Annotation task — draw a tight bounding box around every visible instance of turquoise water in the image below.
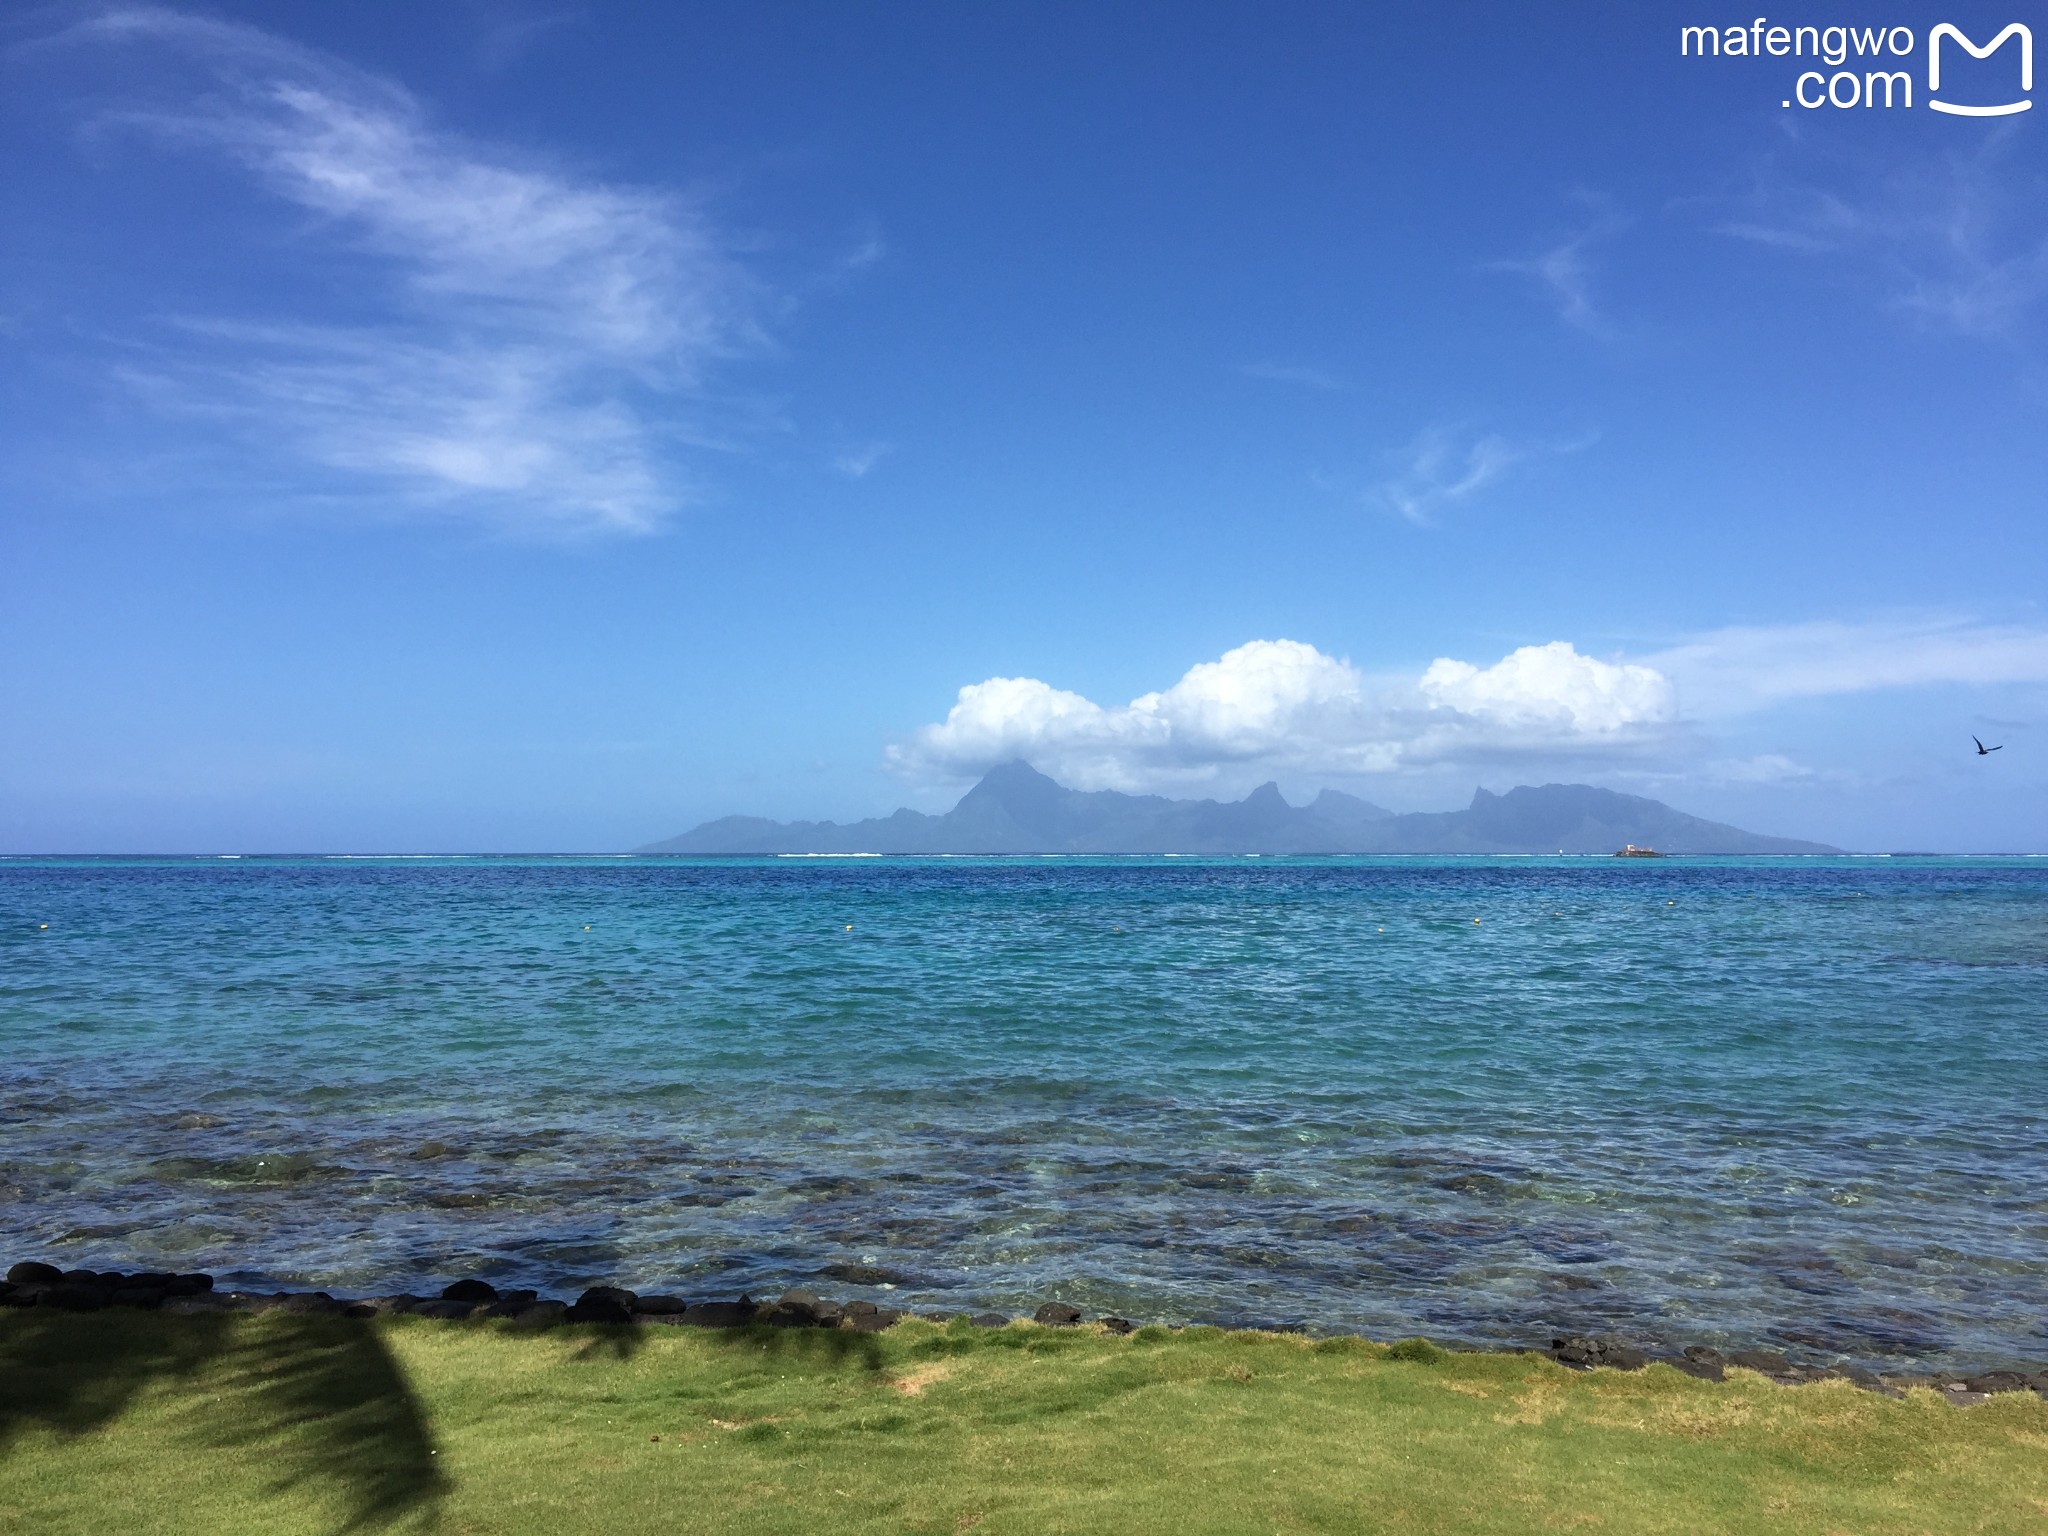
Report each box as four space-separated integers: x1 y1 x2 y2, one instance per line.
3 855 2046 1369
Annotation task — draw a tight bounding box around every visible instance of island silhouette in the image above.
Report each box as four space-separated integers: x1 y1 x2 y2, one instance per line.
641 761 1840 855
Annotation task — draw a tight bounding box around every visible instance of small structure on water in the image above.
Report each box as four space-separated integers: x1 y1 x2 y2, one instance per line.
1614 843 1661 858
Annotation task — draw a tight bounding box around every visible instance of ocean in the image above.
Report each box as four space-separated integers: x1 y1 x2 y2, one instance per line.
3 854 2044 1370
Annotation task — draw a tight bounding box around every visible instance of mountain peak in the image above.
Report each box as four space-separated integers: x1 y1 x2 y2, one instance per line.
955 759 1062 809
978 759 1055 787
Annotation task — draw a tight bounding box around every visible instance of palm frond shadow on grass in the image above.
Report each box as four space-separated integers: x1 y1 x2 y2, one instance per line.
1 1311 445 1533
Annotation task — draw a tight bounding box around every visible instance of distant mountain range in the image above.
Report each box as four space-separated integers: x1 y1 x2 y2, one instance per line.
638 761 1841 855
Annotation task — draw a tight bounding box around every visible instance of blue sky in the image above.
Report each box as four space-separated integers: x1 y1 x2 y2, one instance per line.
3 1 2045 852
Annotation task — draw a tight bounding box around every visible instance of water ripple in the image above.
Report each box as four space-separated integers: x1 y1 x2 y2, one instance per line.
2 855 2046 1369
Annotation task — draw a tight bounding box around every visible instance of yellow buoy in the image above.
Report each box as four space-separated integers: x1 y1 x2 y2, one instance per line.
1473 918 1481 924
39 923 48 930
845 924 853 931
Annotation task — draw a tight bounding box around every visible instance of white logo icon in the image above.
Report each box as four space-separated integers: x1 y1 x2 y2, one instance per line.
1927 22 2032 115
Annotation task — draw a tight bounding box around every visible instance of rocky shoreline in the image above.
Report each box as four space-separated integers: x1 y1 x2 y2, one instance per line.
6 1259 2045 1406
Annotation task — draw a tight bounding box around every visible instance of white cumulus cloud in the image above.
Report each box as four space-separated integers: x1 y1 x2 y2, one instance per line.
888 638 1677 790
1419 641 1674 735
889 617 2048 794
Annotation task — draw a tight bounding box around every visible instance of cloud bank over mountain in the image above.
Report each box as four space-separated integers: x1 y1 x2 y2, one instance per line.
889 619 2048 795
886 638 1677 790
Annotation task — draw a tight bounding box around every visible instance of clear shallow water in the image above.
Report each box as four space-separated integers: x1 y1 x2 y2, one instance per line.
2 855 2045 1370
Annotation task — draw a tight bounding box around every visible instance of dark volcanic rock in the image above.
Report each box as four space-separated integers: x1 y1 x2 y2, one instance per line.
441 1279 498 1304
7 1262 63 1285
60 1269 108 1287
110 1286 167 1310
632 1294 689 1315
1777 1364 1837 1385
677 1301 757 1328
1550 1335 1595 1366
845 1305 905 1333
820 1263 911 1287
509 1301 567 1329
165 1274 215 1297
1966 1371 2033 1395
1100 1317 1136 1335
760 1290 837 1328
566 1288 635 1324
1673 1346 1726 1381
40 1284 108 1312
1727 1349 1794 1376
276 1292 343 1315
458 1290 538 1315
969 1312 1011 1328
1549 1335 1647 1370
1033 1302 1084 1327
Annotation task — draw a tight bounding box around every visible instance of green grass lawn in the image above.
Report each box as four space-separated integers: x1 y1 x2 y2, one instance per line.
4 1311 2046 1534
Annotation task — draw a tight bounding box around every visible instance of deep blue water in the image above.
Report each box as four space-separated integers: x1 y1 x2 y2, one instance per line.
3 855 2046 1369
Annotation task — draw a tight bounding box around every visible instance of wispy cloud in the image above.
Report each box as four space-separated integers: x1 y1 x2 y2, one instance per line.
831 441 890 479
52 7 762 534
1645 616 2048 717
836 223 887 275
1238 360 1345 391
1369 425 1593 526
1704 753 1821 785
459 0 584 73
1710 179 1862 254
1488 197 1627 335
1708 131 2048 337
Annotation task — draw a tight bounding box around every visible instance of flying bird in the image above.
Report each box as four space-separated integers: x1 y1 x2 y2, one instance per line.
1974 736 2003 755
